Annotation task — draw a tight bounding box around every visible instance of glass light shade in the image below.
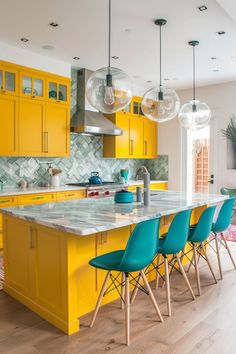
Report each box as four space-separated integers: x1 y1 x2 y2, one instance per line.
141 86 180 122
178 100 211 130
86 67 133 114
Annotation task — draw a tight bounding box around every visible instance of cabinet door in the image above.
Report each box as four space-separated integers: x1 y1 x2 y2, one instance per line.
129 116 143 157
47 79 70 105
0 94 18 155
18 99 45 156
45 103 70 156
115 114 130 157
19 71 45 101
0 64 18 96
4 217 33 297
143 119 157 158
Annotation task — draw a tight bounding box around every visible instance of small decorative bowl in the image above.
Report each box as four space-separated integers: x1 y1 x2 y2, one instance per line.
114 190 133 203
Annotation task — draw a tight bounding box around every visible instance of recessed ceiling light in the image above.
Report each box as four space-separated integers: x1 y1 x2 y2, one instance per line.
217 30 225 35
213 69 219 72
42 45 55 50
164 78 170 81
133 75 141 79
20 38 29 42
211 57 217 60
231 56 236 59
198 5 207 11
125 28 131 32
49 22 59 27
146 80 152 83
73 56 80 60
112 56 119 60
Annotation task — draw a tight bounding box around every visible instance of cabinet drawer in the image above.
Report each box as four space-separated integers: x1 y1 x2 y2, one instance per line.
128 185 141 192
17 193 55 206
150 183 168 191
0 196 17 207
56 190 85 201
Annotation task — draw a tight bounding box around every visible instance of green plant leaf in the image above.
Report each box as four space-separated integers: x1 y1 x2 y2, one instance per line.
221 115 236 143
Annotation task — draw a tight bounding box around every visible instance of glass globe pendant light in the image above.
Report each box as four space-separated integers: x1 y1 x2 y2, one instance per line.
86 0 133 114
178 41 211 130
141 19 180 123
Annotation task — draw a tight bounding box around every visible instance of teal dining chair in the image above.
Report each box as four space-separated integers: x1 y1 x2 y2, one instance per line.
155 209 195 317
89 218 163 346
220 187 236 217
187 205 217 296
211 198 236 279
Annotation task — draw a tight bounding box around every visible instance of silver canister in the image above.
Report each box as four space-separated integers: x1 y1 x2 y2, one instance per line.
136 186 142 202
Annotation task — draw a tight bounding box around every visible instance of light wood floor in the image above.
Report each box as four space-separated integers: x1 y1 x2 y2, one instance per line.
1 244 236 354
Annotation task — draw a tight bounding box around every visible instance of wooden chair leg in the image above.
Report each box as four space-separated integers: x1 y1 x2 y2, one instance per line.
175 254 195 300
90 271 111 328
201 242 217 284
121 272 125 309
214 233 223 280
186 253 194 273
155 255 161 289
130 272 141 304
164 256 171 316
193 244 201 296
140 270 163 322
221 233 236 269
125 273 130 346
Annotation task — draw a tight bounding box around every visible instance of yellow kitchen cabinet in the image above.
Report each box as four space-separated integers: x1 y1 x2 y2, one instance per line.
143 118 157 158
0 62 18 96
129 115 143 157
150 182 168 190
0 94 18 156
17 192 56 206
18 98 45 156
56 190 86 201
19 71 45 101
47 78 70 105
45 103 70 156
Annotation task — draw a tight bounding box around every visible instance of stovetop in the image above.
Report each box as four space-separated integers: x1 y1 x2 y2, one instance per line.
66 182 120 188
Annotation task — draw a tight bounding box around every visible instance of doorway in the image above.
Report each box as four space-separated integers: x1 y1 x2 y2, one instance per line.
186 126 210 194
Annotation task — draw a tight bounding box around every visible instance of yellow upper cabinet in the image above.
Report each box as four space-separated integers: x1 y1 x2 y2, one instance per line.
47 78 70 105
0 63 18 96
103 96 157 159
0 94 18 156
0 60 70 157
19 71 45 101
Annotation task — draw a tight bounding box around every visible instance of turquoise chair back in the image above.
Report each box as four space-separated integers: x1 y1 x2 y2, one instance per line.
158 209 192 255
221 187 236 197
212 198 235 233
117 218 160 272
188 205 216 243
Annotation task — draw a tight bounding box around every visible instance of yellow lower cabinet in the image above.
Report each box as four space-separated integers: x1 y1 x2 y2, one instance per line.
56 190 86 201
0 196 17 249
0 94 18 156
17 192 56 206
150 182 168 190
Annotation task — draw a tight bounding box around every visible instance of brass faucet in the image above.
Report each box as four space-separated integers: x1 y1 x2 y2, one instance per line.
135 166 149 180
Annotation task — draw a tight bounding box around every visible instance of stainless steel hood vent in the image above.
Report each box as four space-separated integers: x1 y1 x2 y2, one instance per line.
70 69 122 136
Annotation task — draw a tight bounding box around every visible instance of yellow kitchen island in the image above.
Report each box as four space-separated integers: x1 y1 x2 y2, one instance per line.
1 191 227 335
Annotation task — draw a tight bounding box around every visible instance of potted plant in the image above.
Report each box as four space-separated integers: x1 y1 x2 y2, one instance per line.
222 115 236 168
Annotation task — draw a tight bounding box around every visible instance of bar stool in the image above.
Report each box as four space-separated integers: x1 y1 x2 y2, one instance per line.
187 205 217 296
211 198 236 280
155 209 195 317
89 218 163 346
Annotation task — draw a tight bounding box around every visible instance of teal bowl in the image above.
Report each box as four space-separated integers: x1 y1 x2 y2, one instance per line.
114 191 133 204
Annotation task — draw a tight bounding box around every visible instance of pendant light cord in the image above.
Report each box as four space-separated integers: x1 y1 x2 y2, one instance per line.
193 44 196 103
159 24 162 92
108 0 111 74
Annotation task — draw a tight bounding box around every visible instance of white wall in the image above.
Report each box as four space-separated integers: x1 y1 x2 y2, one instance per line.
157 81 236 191
0 41 71 77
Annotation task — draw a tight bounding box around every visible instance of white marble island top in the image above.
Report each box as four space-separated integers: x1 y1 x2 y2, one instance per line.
0 191 227 236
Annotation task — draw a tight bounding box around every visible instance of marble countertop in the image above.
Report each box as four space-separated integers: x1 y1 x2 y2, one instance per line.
0 190 227 236
0 180 168 197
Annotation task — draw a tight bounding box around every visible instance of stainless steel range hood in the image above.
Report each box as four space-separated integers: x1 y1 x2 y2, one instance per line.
70 69 122 136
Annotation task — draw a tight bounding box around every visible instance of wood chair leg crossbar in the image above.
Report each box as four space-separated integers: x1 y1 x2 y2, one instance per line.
187 242 218 296
90 270 163 346
205 233 236 280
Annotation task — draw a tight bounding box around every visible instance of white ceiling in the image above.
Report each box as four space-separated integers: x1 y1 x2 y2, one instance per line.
0 0 236 92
